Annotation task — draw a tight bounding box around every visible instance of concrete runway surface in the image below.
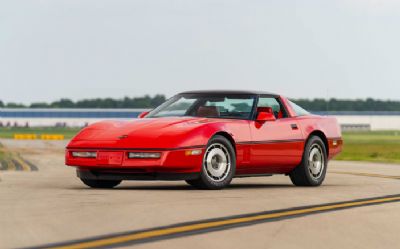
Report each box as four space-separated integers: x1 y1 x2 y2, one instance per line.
1 139 400 249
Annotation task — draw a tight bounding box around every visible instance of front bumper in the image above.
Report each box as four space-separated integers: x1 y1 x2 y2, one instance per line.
77 168 199 181
65 147 205 173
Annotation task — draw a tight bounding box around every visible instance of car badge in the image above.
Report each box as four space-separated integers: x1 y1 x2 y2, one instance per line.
118 135 129 139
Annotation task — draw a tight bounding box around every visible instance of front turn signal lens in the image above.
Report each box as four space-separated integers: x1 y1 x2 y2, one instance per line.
185 149 202 156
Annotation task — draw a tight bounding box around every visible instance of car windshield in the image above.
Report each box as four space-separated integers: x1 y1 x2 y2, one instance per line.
146 94 256 120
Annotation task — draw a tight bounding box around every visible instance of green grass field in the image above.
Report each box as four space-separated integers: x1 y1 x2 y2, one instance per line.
335 130 400 164
0 145 5 161
0 127 399 164
0 127 81 139
0 143 8 169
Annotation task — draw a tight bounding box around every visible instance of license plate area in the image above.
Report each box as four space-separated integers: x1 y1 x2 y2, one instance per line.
97 151 124 166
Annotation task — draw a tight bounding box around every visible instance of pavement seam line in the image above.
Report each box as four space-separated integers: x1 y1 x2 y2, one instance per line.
28 194 400 249
6 157 16 171
331 171 400 179
0 143 38 171
13 154 31 171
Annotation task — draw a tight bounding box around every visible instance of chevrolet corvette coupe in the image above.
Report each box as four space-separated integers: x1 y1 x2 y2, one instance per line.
66 90 342 190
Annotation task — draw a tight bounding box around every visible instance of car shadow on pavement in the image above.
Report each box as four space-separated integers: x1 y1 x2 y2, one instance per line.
228 183 295 189
70 183 297 191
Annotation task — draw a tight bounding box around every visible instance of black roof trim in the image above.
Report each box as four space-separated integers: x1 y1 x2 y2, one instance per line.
179 90 279 97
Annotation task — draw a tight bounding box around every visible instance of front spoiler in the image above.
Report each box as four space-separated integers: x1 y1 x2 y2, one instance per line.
77 169 200 181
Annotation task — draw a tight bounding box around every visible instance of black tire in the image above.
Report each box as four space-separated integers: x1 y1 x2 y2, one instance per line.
289 136 328 186
80 178 122 189
186 135 236 190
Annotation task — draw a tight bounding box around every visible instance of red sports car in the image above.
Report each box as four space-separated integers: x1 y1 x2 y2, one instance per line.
66 90 342 189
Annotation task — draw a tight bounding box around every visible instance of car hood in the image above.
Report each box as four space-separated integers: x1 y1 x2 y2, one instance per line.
68 117 224 149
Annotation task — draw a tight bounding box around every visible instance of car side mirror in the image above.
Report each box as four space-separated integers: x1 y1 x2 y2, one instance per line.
138 111 149 118
256 111 276 122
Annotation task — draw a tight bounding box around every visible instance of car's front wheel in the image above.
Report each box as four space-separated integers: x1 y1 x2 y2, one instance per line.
186 135 236 190
289 136 328 186
80 178 122 189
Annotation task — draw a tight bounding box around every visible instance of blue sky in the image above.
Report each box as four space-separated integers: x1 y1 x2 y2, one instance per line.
1 0 400 103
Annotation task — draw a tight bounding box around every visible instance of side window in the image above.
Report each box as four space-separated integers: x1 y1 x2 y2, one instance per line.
257 97 287 119
289 100 310 116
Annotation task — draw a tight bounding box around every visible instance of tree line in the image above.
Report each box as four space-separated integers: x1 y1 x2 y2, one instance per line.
0 96 400 111
293 98 400 112
0 95 166 109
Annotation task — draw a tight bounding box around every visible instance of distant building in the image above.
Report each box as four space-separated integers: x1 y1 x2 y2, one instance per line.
0 108 147 127
315 111 400 131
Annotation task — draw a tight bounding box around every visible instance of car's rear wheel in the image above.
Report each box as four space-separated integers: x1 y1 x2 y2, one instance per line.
289 136 327 186
186 135 236 190
80 178 122 189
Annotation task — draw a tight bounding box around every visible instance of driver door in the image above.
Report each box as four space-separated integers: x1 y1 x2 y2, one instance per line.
249 96 304 173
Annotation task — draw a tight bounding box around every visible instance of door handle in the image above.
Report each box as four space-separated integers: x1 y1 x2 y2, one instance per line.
291 124 298 130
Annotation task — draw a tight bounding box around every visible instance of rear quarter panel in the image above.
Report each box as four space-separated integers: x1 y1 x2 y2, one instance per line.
296 115 343 159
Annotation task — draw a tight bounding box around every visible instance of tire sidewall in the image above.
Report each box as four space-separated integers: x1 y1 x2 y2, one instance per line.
303 136 328 186
199 135 236 189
